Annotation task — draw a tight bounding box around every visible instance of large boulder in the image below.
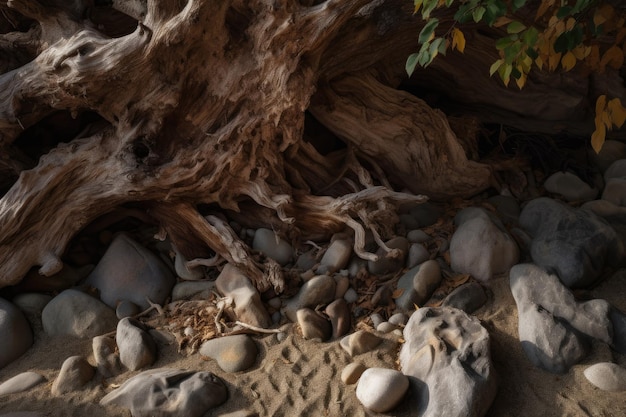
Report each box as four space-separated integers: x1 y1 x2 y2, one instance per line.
42 289 117 338
519 197 623 288
85 233 175 310
399 307 496 417
510 263 613 373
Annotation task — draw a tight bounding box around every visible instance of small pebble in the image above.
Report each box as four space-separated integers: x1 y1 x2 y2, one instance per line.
356 368 409 413
584 362 626 392
51 356 95 395
388 313 408 326
341 362 367 385
376 322 398 333
0 372 46 396
325 299 351 339
116 300 141 319
297 308 331 341
199 334 258 373
344 288 358 304
340 330 384 356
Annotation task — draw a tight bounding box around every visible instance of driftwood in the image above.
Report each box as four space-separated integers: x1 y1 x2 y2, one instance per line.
0 0 622 290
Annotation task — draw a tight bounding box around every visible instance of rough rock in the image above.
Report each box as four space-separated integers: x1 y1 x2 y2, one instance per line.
199 334 258 373
51 356 95 395
283 274 335 322
395 260 441 311
325 299 351 339
510 264 613 373
442 282 487 314
450 208 519 281
584 362 626 392
400 307 496 417
544 171 599 201
340 330 384 357
116 318 157 371
85 233 175 310
93 335 123 378
252 228 294 266
368 237 409 276
0 298 33 368
341 362 366 385
41 289 117 338
317 238 352 274
100 368 227 417
519 197 623 288
0 372 46 396
297 308 331 341
216 264 271 328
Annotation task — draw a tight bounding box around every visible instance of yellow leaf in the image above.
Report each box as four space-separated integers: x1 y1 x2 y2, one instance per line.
548 15 559 28
536 0 555 20
494 16 513 28
555 20 565 36
515 72 527 89
413 304 420 310
535 56 544 70
594 4 615 27
591 121 606 154
572 45 590 60
566 18 576 31
595 95 607 114
561 51 577 71
548 52 562 71
608 98 626 128
587 45 600 69
414 0 423 14
452 28 466 53
600 45 625 70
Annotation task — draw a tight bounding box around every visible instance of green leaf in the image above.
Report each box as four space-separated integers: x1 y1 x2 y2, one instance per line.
418 49 431 67
556 6 572 19
427 37 445 65
522 27 539 46
406 53 420 77
422 0 438 19
507 21 526 34
454 4 473 23
419 18 439 44
572 0 590 14
504 42 522 63
526 47 539 59
472 6 486 23
413 0 424 14
489 59 504 76
512 0 527 11
495 36 514 50
445 0 454 6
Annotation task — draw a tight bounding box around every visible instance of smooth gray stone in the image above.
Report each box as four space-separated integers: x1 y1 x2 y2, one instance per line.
406 229 430 243
294 249 317 271
602 178 626 206
116 300 141 319
584 362 626 391
591 140 626 172
343 288 358 304
356 368 408 413
388 313 408 326
395 260 441 311
51 356 95 395
376 322 398 333
605 159 626 180
297 308 331 341
368 237 409 276
0 372 45 396
325 299 351 339
400 307 496 417
11 293 52 317
442 282 487 314
317 238 352 274
173 247 204 280
216 264 270 328
519 197 623 288
85 233 175 310
93 335 123 378
333 275 350 300
200 334 257 373
0 298 33 368
340 330 384 357
406 243 430 269
544 171 599 201
450 208 519 282
42 289 117 338
510 264 612 373
100 368 227 417
252 228 294 266
283 275 335 322
172 280 214 301
116 318 157 371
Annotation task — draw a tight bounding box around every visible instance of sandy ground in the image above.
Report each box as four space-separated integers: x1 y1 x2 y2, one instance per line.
1 269 626 417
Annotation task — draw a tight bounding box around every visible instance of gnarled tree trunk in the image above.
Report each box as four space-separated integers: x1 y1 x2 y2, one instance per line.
0 0 622 291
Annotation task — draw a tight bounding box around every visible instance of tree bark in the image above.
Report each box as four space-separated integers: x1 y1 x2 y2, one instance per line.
0 0 622 290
